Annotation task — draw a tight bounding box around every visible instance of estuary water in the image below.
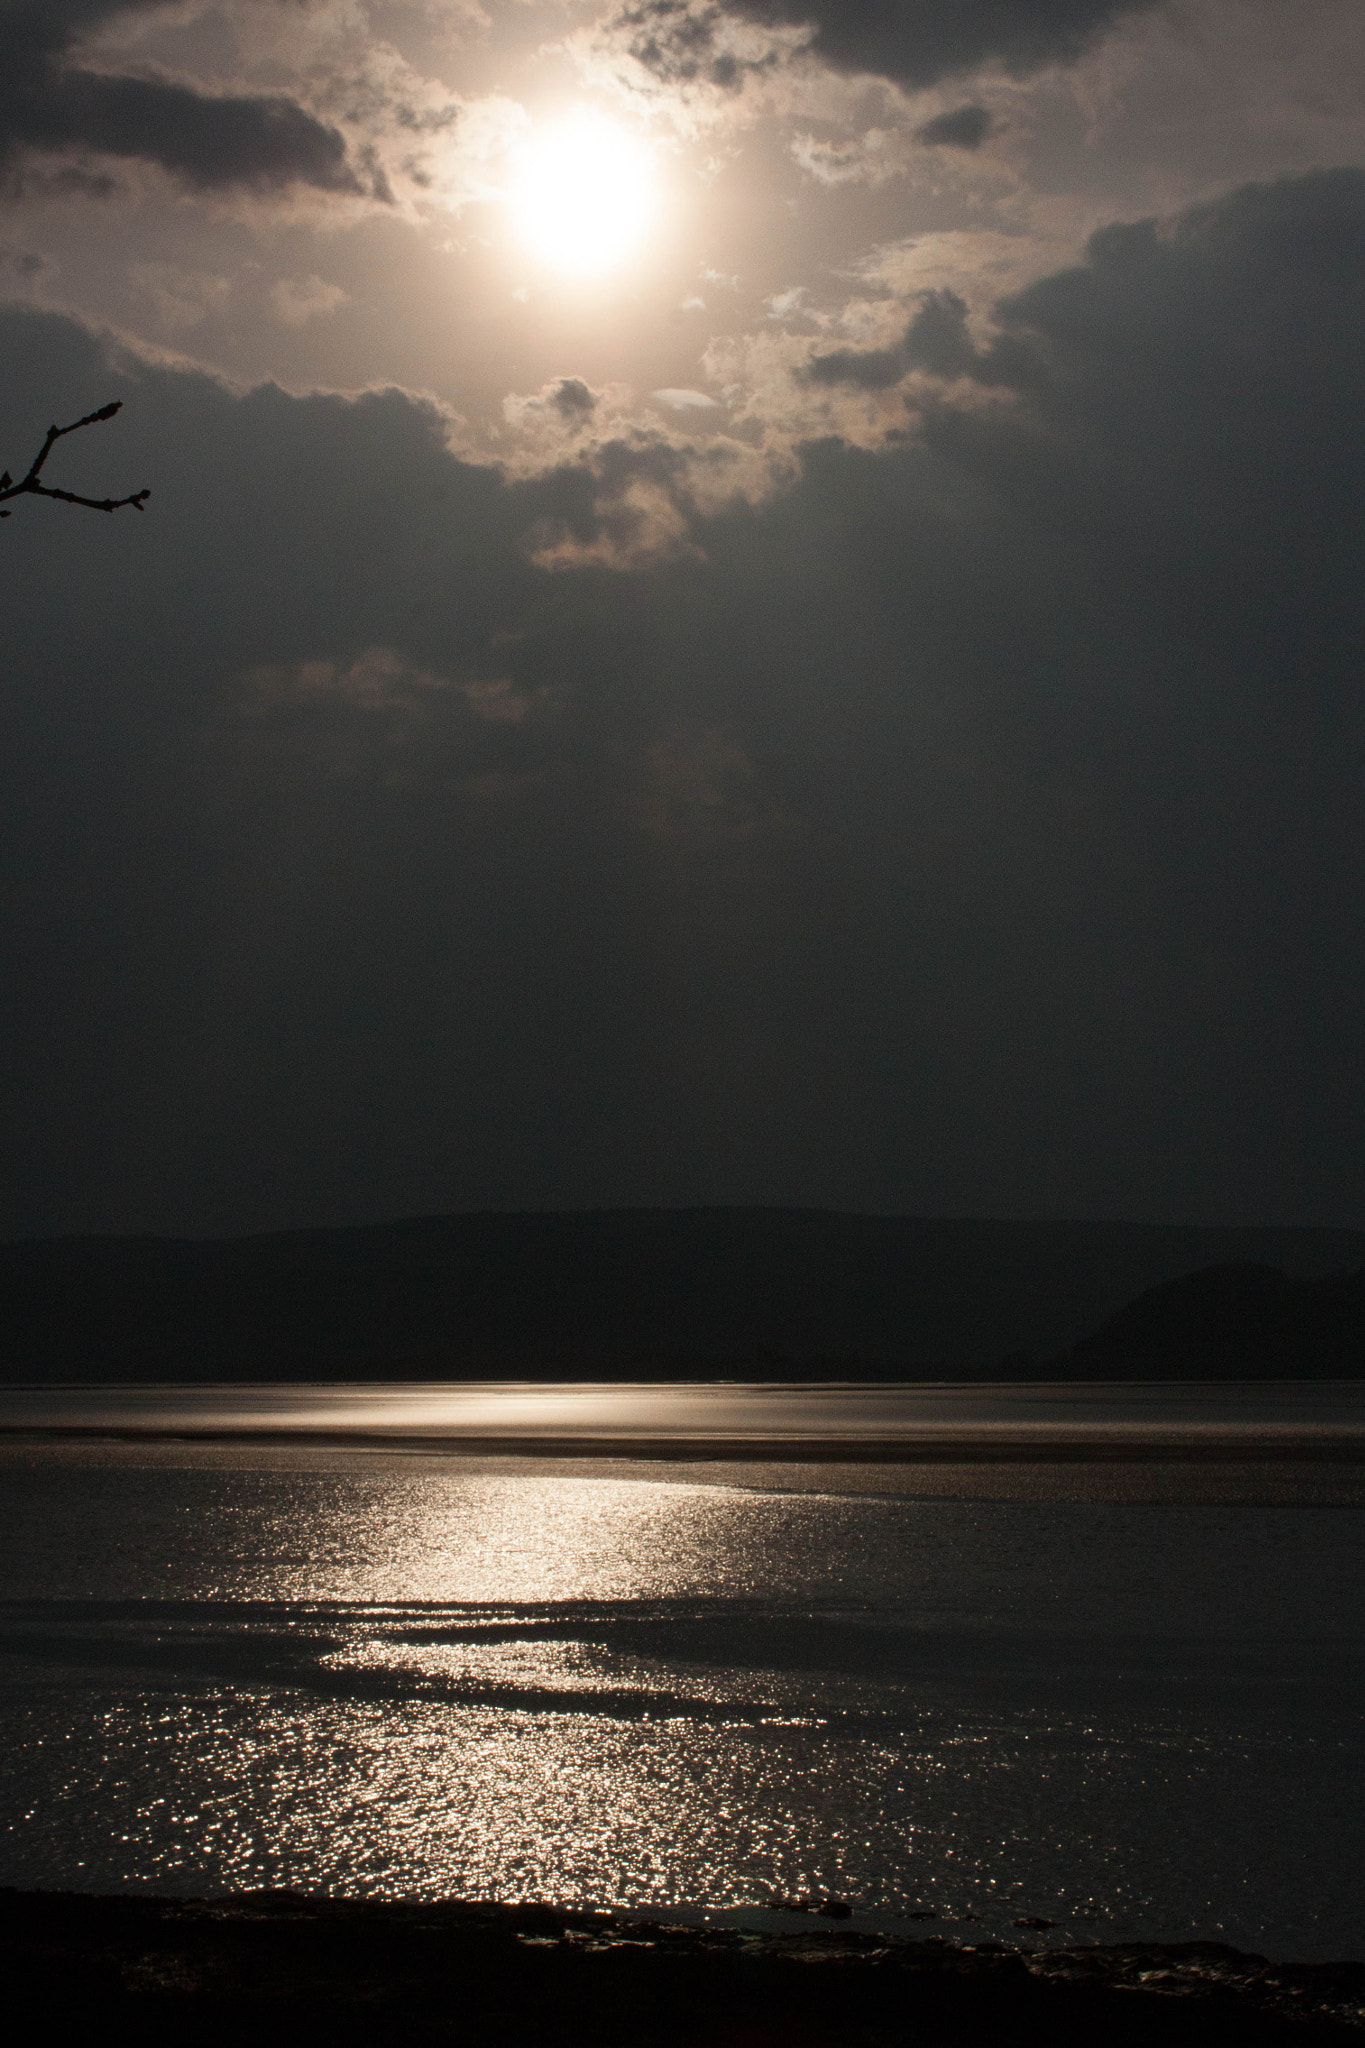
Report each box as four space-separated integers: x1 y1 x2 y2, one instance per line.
1 1381 1363 1959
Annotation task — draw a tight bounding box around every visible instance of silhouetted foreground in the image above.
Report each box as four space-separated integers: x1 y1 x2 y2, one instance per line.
0 402 148 519
4 1210 1365 1381
2 1891 1360 2047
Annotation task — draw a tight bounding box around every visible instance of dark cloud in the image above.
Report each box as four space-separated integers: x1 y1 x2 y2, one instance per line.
915 104 993 148
900 289 993 376
1 165 1364 1234
0 242 52 281
0 0 365 196
551 377 599 417
803 338 905 387
805 287 1012 385
605 0 784 90
609 0 1158 93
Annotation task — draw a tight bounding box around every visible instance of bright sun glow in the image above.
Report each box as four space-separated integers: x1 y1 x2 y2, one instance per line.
510 114 655 276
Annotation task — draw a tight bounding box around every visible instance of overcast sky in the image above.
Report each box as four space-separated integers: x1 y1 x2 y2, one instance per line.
1 0 1364 1238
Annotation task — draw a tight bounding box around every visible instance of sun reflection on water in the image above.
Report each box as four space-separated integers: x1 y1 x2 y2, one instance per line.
257 1473 779 1606
51 1691 887 1906
3 1446 1364 1954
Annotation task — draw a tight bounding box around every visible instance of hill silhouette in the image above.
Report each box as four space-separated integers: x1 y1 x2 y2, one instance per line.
2 1209 1364 1382
1055 1261 1365 1379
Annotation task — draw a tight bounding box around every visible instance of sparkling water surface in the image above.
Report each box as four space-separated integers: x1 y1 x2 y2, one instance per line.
1 1383 1362 1958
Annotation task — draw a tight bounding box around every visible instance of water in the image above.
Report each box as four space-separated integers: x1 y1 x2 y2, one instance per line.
0 1382 1362 1959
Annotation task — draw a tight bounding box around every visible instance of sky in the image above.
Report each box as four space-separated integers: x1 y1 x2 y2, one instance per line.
0 0 1363 1239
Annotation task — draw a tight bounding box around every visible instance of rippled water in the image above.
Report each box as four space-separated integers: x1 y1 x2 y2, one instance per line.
1 1389 1362 1958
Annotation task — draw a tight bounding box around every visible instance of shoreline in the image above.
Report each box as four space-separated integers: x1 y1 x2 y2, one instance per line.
2 1888 1361 2045
4 1425 1365 1461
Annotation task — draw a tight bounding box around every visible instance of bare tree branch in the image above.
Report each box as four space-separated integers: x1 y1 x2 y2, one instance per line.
0 402 150 519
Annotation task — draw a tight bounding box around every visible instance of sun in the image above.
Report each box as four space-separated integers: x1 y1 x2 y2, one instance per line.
509 113 656 276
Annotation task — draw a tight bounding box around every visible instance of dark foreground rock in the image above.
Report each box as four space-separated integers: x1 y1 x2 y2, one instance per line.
2 1890 1362 2047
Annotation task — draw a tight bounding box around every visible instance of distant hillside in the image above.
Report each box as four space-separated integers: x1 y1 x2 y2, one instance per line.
2 1210 1364 1382
1054 1262 1365 1379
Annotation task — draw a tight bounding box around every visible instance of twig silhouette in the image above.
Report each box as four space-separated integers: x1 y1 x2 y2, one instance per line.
0 402 149 519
